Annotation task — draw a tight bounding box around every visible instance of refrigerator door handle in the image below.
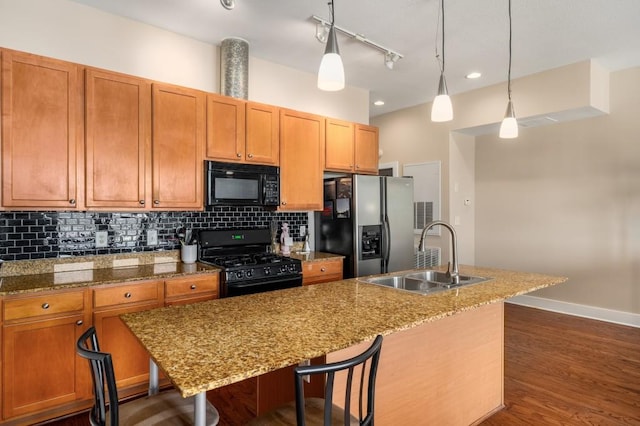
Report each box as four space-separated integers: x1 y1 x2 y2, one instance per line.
382 215 391 273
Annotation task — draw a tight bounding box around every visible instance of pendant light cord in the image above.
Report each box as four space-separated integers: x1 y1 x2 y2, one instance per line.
434 0 445 74
507 0 512 101
328 0 335 26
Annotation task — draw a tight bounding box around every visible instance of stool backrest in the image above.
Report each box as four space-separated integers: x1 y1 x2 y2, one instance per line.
294 335 383 426
76 326 119 426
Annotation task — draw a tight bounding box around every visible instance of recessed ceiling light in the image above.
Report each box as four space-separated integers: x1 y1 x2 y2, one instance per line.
374 100 385 106
465 72 482 79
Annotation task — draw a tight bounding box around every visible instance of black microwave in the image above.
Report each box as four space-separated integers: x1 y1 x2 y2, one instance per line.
205 161 279 207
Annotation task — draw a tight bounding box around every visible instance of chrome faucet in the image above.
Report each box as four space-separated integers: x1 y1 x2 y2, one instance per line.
418 220 460 284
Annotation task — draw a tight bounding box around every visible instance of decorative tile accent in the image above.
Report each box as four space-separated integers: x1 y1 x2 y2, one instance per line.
0 208 308 261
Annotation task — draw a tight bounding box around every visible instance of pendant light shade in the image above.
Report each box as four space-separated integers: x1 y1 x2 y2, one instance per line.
431 73 453 122
431 0 453 122
499 100 518 138
317 25 345 91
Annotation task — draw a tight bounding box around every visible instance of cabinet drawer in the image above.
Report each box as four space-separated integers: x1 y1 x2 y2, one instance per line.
165 275 218 298
94 281 161 308
3 290 85 321
302 259 343 285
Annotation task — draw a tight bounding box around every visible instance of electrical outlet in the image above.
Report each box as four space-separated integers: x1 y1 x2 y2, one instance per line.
95 231 108 248
147 229 158 246
300 225 306 237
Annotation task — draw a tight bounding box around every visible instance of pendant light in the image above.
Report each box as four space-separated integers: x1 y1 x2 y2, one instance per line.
499 0 518 138
431 0 453 122
317 0 345 91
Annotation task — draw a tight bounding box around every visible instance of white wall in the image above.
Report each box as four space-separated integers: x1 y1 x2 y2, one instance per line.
475 67 640 315
0 0 369 123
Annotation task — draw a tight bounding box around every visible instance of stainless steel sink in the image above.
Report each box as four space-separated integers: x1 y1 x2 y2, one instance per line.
358 270 489 295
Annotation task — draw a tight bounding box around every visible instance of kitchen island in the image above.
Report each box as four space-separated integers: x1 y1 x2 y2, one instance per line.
121 265 567 425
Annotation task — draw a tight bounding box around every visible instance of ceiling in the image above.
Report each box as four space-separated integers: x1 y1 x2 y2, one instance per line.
70 0 640 117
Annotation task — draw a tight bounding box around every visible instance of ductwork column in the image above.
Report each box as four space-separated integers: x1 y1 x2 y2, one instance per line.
220 37 249 99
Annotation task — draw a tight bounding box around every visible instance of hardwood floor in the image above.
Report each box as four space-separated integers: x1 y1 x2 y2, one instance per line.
41 303 640 425
481 303 640 425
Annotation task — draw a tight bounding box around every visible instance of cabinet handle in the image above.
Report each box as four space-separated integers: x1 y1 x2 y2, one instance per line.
139 200 145 205
248 153 253 158
355 165 360 169
236 153 242 158
76 320 84 326
190 284 197 290
69 199 76 204
42 303 50 310
320 267 326 272
153 200 160 205
281 201 287 206
124 292 132 298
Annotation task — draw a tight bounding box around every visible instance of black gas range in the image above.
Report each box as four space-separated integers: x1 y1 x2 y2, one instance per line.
197 228 302 297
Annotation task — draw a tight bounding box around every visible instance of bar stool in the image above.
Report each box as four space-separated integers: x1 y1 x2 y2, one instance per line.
248 335 383 426
77 326 219 426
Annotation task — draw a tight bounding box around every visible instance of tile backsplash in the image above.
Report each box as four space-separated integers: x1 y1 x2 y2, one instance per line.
0 208 308 261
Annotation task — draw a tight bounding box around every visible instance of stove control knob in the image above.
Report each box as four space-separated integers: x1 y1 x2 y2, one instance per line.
288 264 297 272
246 269 253 278
264 267 271 275
235 270 244 279
280 265 288 274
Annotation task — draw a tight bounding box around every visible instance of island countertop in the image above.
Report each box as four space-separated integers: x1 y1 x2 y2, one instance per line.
120 265 567 398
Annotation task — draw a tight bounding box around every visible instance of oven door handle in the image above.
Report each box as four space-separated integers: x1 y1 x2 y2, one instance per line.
224 275 303 297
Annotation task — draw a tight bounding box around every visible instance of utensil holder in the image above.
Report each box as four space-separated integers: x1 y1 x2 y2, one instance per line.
181 244 197 264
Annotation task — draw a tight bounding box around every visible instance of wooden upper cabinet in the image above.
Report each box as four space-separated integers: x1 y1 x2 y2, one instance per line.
279 109 324 211
85 69 151 209
245 101 279 165
325 118 355 173
205 93 246 162
354 124 379 175
206 95 279 166
151 83 205 210
1 49 81 208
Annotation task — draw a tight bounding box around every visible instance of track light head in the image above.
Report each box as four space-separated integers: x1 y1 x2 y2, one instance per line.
220 0 235 10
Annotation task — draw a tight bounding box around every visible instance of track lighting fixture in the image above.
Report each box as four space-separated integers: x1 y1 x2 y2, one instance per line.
317 0 345 91
311 16 403 74
384 52 400 70
431 0 453 122
499 0 518 139
220 0 235 10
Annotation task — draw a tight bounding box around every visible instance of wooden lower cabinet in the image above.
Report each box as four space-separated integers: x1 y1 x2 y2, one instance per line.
0 273 220 424
92 280 163 397
207 357 325 426
302 258 343 285
1 290 92 424
165 274 219 307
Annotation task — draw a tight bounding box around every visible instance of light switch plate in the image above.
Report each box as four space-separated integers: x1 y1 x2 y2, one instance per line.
147 229 158 246
95 231 108 248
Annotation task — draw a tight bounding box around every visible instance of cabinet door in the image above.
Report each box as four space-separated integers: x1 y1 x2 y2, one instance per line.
152 83 205 209
205 93 246 162
1 49 80 208
3 315 90 419
85 69 151 209
246 101 279 166
325 118 354 172
279 109 324 211
354 124 379 175
93 281 163 393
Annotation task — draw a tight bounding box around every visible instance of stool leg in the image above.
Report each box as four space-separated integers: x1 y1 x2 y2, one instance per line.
149 359 159 396
194 392 207 426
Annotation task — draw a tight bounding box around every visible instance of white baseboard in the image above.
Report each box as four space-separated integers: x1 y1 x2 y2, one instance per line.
507 295 640 328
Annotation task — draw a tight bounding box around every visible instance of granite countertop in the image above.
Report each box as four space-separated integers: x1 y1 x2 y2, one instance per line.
0 251 219 295
120 265 567 398
289 251 344 262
